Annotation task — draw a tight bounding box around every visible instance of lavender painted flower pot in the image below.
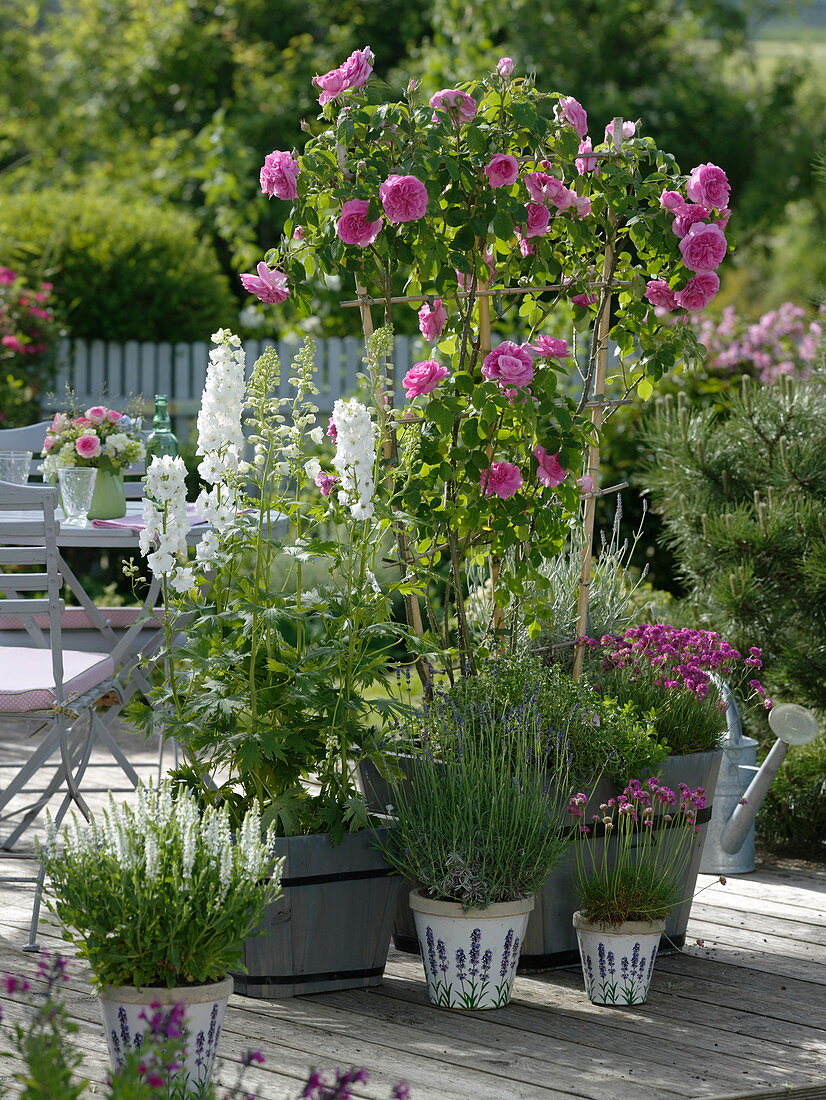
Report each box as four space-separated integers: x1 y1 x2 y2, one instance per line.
573 912 665 1005
98 976 232 1092
409 889 534 1010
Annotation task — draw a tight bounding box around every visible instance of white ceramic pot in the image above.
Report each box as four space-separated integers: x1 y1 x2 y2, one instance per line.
573 911 665 1005
98 976 233 1091
409 889 534 1010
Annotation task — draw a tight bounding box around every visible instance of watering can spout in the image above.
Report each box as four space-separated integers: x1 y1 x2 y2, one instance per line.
719 741 787 854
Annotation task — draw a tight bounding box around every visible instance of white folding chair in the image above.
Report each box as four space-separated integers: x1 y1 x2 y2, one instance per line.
0 421 52 481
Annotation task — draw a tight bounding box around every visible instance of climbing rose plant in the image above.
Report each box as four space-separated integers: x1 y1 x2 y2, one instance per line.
241 53 732 672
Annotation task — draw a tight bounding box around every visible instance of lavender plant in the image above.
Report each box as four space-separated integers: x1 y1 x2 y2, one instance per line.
38 781 283 988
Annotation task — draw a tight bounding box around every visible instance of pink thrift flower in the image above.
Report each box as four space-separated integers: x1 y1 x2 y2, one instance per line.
604 119 637 143
676 272 720 312
532 336 568 358
418 299 447 342
497 57 514 77
480 461 523 499
429 89 477 124
239 262 290 304
259 150 300 200
572 291 597 308
672 203 710 238
578 474 596 493
336 199 383 247
686 162 730 210
402 359 450 398
379 174 428 223
679 222 728 272
75 433 102 459
315 472 339 497
482 341 535 387
555 96 588 138
645 279 679 311
534 445 567 487
660 190 686 214
85 406 108 423
576 138 599 175
484 154 519 189
524 202 551 238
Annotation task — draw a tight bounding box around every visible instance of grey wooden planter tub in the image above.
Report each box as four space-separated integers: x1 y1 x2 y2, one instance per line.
232 827 401 1000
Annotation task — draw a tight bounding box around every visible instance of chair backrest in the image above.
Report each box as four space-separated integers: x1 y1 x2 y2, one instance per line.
0 421 52 479
123 430 150 499
0 482 66 702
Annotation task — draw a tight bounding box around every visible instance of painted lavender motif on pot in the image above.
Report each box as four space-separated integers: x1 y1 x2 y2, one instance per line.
572 912 665 1005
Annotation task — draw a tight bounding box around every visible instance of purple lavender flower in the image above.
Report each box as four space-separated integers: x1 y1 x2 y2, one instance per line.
481 949 493 978
469 928 481 976
425 926 437 978
607 950 615 976
455 948 467 981
631 941 641 978
436 938 449 974
500 929 514 977
597 941 606 979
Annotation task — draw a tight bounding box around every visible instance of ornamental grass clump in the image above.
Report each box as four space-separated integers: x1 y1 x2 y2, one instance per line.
567 777 707 926
38 780 283 988
382 689 570 910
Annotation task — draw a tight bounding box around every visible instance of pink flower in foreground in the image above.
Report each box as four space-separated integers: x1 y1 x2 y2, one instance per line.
259 150 300 200
379 174 428 223
313 67 346 106
484 154 519 189
672 204 710 239
402 360 450 398
604 119 637 143
578 474 596 493
42 434 56 452
686 162 730 210
526 173 575 210
239 262 290 304
85 406 108 424
0 267 16 285
645 279 679 311
313 47 374 105
576 138 599 175
570 194 592 219
532 336 569 358
76 434 101 459
676 272 720 312
429 89 477 124
480 461 523 499
523 202 551 238
534 445 568 487
660 190 686 214
336 199 383 247
1 335 25 354
555 96 588 138
315 472 340 497
679 222 728 272
482 341 535 388
572 291 597 308
418 299 447 342
497 57 514 78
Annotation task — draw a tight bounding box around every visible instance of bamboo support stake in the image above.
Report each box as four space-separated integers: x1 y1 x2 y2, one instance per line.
476 281 505 643
340 280 634 309
571 119 624 680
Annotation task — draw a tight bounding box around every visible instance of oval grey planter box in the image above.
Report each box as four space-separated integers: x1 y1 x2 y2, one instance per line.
232 827 401 1000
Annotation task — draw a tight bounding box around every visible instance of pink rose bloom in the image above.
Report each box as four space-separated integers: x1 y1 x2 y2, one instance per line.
106 409 123 423
429 89 477 124
75 433 101 459
85 406 108 423
517 231 535 258
672 203 710 238
676 272 720 312
484 154 519 189
313 47 374 105
532 336 569 358
525 172 554 203
534 445 568 488
576 138 599 175
0 267 16 285
480 461 523 500
335 199 383 247
660 190 686 214
555 96 588 139
379 174 428 223
678 222 728 272
525 173 575 211
644 279 679 310
572 291 597 307
578 474 596 493
482 341 535 387
717 208 732 229
73 416 92 427
50 413 67 433
604 119 637 143
315 472 339 497
293 226 305 239
313 67 347 106
418 299 447 342
570 194 592 219
402 359 450 399
1 335 24 353
497 57 514 78
259 150 300 200
42 434 56 452
239 262 290 303
524 202 551 238
686 162 730 210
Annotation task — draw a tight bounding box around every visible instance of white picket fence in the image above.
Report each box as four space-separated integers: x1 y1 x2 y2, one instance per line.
50 335 430 439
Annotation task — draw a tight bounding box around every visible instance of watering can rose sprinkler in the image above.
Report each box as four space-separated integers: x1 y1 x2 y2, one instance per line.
700 698 820 875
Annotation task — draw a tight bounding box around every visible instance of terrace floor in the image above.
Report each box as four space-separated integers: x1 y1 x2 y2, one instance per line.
0 727 824 1100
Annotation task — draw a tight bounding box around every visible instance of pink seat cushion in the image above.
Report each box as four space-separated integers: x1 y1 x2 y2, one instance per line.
0 647 114 713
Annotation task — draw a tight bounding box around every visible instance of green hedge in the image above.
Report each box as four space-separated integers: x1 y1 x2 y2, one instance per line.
0 187 237 341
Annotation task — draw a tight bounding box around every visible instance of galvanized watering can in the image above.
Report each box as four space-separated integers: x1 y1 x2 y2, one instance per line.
700 690 820 875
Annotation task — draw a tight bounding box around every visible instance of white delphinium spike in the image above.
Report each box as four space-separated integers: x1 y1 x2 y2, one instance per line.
331 398 377 520
197 329 246 485
140 456 191 579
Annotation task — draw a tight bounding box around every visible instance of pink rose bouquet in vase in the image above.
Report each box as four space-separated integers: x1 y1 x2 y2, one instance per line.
40 405 145 519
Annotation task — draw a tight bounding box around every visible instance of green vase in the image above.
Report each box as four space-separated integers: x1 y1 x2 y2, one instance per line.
87 459 127 520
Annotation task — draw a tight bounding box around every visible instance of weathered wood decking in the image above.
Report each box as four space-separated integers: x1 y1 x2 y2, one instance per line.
0 729 824 1100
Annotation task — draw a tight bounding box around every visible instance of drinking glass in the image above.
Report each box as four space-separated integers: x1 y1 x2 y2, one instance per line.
57 467 97 527
0 451 32 485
